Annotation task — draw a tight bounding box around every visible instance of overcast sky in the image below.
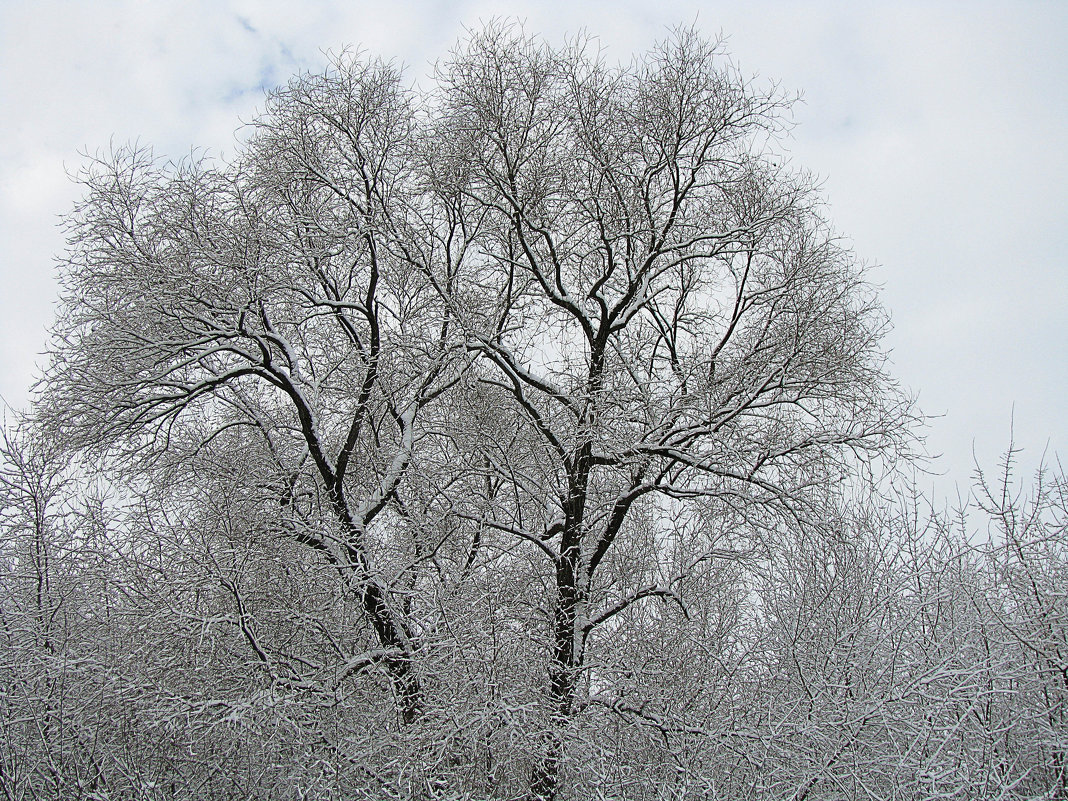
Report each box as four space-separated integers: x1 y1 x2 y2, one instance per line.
1 0 1064 504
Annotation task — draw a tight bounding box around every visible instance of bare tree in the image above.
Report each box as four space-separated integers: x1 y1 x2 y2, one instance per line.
428 24 909 798
971 447 1068 798
40 55 473 724
28 23 926 800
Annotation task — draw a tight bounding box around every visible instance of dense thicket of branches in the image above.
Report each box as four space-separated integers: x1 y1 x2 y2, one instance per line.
1 24 1065 801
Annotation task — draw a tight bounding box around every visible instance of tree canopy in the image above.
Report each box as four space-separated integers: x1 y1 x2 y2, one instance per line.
2 24 1064 801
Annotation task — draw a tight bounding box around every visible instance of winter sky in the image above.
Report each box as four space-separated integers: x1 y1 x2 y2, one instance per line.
0 1 1064 505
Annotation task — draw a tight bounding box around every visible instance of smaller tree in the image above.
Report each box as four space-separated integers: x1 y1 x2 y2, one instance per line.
0 418 102 798
972 448 1068 797
39 53 473 724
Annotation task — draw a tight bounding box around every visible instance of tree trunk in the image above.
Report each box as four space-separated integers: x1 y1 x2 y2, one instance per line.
529 523 585 800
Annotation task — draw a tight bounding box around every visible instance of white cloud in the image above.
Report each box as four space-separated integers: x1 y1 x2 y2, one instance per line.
0 0 1064 499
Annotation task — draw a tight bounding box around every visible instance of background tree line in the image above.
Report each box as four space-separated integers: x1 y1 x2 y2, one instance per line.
0 24 1064 800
